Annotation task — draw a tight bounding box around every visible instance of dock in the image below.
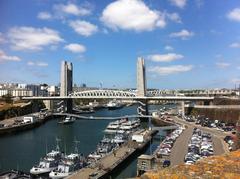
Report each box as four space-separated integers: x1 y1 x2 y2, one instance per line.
0 112 53 136
68 130 157 179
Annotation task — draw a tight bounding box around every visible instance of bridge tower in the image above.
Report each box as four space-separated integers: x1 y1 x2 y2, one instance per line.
60 61 73 113
136 57 148 116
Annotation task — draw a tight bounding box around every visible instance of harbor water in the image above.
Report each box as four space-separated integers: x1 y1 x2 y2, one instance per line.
0 104 170 178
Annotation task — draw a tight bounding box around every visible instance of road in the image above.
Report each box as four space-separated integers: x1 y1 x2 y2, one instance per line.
170 125 193 166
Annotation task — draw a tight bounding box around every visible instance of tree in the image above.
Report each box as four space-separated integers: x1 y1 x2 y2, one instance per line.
2 94 13 104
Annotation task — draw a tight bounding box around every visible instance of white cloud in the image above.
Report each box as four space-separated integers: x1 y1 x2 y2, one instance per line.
227 8 240 22
69 20 98 37
169 0 187 8
148 53 183 62
0 50 21 62
216 62 230 68
170 29 194 40
166 12 182 23
53 3 91 17
64 43 86 53
37 12 52 20
165 45 174 51
148 65 193 75
27 61 48 67
230 42 240 48
8 26 63 51
100 0 166 32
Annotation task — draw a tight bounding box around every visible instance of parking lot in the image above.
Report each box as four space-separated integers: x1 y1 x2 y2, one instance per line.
164 115 230 166
184 128 214 165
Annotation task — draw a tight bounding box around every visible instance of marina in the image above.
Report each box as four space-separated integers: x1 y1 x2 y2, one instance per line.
0 104 168 179
69 129 157 179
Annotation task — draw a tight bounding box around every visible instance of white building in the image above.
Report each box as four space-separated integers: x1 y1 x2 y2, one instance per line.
47 85 59 96
0 89 8 97
18 84 27 89
0 88 33 97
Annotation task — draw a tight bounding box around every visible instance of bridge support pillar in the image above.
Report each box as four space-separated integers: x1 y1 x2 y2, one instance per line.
137 100 148 118
43 100 54 111
181 101 185 118
66 99 72 113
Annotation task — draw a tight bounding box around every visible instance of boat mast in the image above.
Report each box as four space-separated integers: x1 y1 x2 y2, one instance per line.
46 139 48 155
74 139 80 154
56 137 61 152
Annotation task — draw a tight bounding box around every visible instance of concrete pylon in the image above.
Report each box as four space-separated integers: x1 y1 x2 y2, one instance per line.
137 57 147 97
60 61 73 96
60 61 73 113
136 57 148 116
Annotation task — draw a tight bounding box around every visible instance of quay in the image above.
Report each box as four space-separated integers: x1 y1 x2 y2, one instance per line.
68 129 157 179
0 112 53 136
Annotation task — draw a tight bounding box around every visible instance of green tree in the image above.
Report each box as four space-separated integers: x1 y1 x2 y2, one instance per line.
2 94 13 104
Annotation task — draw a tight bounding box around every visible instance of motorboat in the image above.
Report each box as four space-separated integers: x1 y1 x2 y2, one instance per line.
30 139 62 175
58 116 76 124
49 141 85 179
49 153 84 179
104 118 127 133
106 100 124 110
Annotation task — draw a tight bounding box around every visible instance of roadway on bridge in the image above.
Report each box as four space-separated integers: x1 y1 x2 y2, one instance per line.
23 95 214 101
52 113 152 120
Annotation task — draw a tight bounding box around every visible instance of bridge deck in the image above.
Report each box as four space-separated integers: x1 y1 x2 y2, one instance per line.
23 96 214 101
52 113 152 120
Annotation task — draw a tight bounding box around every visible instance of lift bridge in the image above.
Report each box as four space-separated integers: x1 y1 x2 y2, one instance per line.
23 58 214 116
23 89 214 116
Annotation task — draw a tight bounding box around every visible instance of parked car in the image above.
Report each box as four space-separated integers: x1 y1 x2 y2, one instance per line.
162 160 171 168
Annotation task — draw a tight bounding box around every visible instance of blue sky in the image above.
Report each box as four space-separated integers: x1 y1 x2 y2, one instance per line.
0 0 240 89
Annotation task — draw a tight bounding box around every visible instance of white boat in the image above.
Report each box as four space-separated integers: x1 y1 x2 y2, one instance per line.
111 135 125 144
49 153 83 179
104 119 127 133
30 140 62 175
49 141 85 179
106 100 123 110
88 152 102 161
58 116 76 124
119 119 140 132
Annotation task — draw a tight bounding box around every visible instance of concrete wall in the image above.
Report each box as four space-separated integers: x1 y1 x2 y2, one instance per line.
186 107 240 124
